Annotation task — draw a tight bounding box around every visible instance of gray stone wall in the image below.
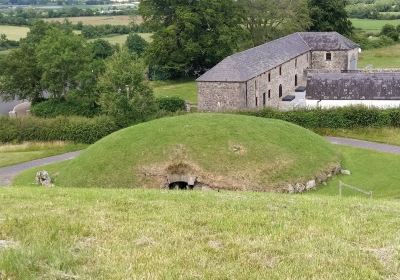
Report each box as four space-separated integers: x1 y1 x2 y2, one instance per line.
247 52 311 109
198 82 246 111
311 49 359 71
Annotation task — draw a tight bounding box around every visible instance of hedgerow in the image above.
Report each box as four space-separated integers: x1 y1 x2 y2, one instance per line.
0 116 118 144
242 106 400 129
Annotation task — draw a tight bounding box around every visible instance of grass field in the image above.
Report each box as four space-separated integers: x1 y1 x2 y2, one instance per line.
351 18 400 33
152 80 197 104
311 146 400 199
43 15 141 26
0 142 87 168
358 43 400 68
13 114 339 191
0 187 399 279
92 33 153 45
0 25 29 41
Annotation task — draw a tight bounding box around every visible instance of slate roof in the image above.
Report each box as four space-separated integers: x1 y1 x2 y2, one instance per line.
298 32 359 51
306 73 400 100
196 32 359 83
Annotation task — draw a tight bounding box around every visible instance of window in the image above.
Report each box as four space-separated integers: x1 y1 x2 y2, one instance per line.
295 58 297 68
326 52 332 61
295 75 298 87
268 90 271 99
255 97 258 107
263 93 266 107
268 73 271 82
279 85 283 98
279 66 282 75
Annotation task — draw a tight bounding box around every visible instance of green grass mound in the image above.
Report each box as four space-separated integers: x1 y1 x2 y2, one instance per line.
16 114 340 191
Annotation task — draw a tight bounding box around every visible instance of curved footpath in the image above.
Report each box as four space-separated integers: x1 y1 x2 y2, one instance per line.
0 151 80 186
0 137 400 187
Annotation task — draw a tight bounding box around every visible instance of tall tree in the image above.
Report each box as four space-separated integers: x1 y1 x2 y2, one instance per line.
97 48 156 126
139 0 244 79
239 0 311 47
36 28 90 99
308 0 353 36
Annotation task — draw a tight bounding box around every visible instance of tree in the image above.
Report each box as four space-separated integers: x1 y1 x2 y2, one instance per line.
238 0 311 47
381 24 399 41
126 33 148 56
90 39 115 59
139 0 244 79
97 48 156 125
36 28 90 98
0 21 49 101
308 0 353 36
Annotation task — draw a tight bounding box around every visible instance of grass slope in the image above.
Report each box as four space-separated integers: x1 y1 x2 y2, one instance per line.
0 187 399 279
13 114 339 190
359 43 400 68
0 142 87 168
311 146 400 199
151 80 197 104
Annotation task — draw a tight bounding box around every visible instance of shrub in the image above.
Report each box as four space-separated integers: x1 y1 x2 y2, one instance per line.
156 97 186 112
241 106 400 129
31 99 100 118
0 116 118 144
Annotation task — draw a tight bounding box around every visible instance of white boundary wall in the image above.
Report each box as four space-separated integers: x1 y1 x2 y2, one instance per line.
306 100 400 109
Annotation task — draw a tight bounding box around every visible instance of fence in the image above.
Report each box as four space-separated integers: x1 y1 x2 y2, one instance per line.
339 181 373 199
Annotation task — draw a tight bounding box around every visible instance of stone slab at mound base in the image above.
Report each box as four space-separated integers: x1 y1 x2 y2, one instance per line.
31 114 340 192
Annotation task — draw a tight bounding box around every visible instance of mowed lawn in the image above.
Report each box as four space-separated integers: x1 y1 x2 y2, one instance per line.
311 146 400 199
351 18 400 33
0 142 87 168
359 43 400 68
152 80 197 104
43 15 141 26
0 25 29 41
1 187 400 279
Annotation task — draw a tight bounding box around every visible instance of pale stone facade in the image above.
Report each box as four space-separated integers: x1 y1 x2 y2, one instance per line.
197 32 360 112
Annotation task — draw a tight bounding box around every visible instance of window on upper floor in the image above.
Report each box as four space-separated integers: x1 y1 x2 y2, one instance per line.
326 52 332 61
295 58 297 68
279 67 282 75
268 73 271 82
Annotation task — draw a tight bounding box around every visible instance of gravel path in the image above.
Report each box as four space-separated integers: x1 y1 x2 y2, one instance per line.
0 151 80 186
0 137 399 187
326 137 400 154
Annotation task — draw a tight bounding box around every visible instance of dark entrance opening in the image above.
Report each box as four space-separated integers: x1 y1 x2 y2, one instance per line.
169 181 194 190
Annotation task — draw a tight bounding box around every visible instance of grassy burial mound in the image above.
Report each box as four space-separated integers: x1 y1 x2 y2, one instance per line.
15 114 340 191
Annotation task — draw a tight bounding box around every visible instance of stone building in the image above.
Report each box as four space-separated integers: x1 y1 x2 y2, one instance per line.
197 32 360 111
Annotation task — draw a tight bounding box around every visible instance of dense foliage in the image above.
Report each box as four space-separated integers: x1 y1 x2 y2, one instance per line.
0 115 118 144
156 96 186 113
140 0 244 79
238 0 311 47
308 0 353 36
31 98 100 118
243 106 400 129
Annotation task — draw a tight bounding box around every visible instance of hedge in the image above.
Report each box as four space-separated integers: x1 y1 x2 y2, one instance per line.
242 106 400 129
0 116 118 144
31 99 100 118
156 96 186 112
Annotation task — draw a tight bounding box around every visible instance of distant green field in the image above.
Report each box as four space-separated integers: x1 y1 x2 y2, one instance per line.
151 80 197 104
359 43 400 68
0 25 29 40
44 15 141 26
93 33 153 45
351 18 400 33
